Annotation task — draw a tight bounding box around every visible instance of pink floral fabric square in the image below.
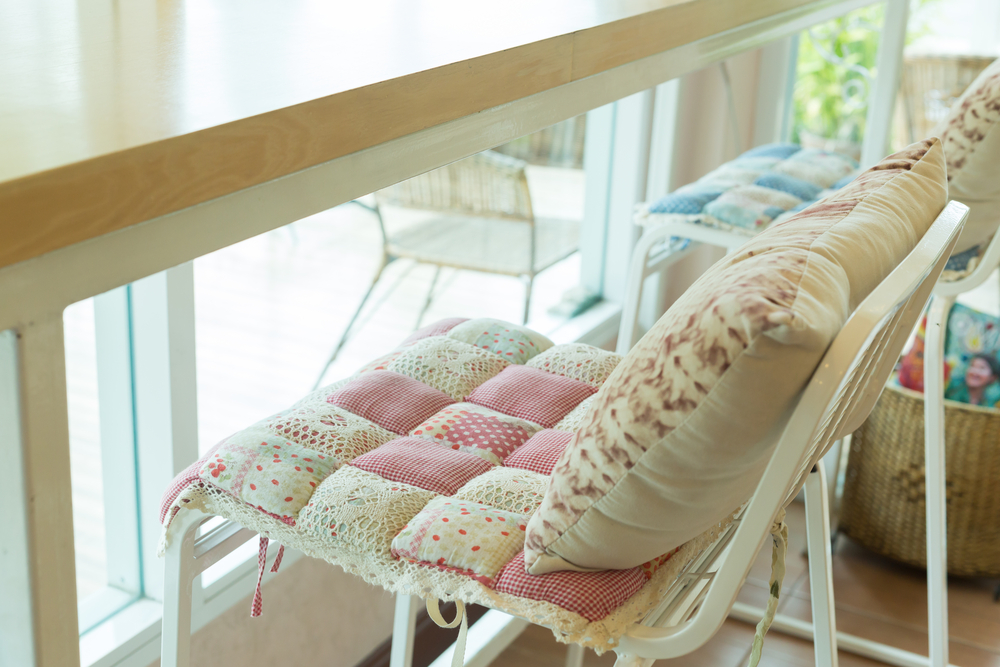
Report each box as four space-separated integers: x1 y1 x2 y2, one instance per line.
503 430 574 475
494 552 647 621
326 370 455 435
391 496 529 586
410 403 541 465
197 428 339 522
466 366 596 429
350 437 493 495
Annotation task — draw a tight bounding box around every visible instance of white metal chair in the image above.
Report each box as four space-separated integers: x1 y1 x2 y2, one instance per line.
314 151 579 387
162 203 965 667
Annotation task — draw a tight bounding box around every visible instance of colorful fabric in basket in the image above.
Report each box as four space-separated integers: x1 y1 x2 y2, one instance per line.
158 317 705 652
898 303 1000 409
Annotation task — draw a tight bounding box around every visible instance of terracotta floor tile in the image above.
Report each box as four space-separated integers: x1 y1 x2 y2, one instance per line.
779 595 1000 667
788 535 1000 653
490 621 754 667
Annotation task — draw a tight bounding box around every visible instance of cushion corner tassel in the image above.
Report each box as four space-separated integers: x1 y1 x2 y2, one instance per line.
250 536 285 618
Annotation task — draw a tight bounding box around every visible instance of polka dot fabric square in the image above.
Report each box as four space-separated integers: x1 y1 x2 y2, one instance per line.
326 370 455 435
410 403 541 465
350 437 493 495
391 496 529 586
197 427 338 522
466 365 596 429
503 430 574 476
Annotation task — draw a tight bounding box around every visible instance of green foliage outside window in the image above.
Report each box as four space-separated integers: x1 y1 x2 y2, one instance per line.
790 1 937 146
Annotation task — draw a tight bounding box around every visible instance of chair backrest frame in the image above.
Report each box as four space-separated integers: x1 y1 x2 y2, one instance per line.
618 200 968 659
374 150 536 224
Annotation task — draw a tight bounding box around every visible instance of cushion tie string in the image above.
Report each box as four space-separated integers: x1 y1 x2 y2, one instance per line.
251 537 285 618
747 508 788 667
426 598 468 667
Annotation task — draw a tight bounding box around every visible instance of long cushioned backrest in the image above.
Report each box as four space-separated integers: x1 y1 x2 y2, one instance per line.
524 139 948 574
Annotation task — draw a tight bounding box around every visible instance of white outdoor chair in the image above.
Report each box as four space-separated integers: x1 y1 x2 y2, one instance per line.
161 201 965 667
314 151 579 388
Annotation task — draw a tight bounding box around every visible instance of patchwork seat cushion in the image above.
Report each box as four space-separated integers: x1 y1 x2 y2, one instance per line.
158 316 730 652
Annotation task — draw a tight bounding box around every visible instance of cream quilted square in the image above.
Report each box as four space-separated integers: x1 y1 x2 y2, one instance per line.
553 395 595 431
527 344 622 388
263 401 397 463
455 467 549 515
385 336 510 401
298 466 438 556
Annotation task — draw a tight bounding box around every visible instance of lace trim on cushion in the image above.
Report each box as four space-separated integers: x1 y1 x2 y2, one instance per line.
159 485 734 653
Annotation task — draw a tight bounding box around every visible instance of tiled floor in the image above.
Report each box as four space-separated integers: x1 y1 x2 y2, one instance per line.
493 500 1000 667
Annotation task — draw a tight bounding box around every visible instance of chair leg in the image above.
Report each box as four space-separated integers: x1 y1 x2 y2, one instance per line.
804 465 838 667
522 275 535 325
390 594 421 667
161 511 205 667
564 643 585 667
313 256 390 390
415 266 442 330
611 653 653 667
924 294 954 667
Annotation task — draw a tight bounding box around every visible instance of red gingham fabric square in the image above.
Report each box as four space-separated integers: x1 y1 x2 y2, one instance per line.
350 437 493 495
466 366 596 429
503 430 574 475
494 551 647 621
327 370 455 435
400 318 469 347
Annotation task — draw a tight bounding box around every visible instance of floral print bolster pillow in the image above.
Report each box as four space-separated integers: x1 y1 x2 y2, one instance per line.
934 58 1000 252
524 140 948 574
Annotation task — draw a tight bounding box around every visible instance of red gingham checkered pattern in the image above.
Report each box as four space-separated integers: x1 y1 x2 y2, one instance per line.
350 437 493 495
327 370 455 435
503 430 574 475
158 438 228 524
494 551 647 621
400 317 469 347
466 366 596 429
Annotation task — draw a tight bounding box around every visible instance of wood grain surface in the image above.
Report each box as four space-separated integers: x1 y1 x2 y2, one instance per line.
0 0 816 270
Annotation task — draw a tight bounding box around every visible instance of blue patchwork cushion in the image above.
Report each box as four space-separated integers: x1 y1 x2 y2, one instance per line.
945 245 982 272
753 173 823 202
648 187 725 215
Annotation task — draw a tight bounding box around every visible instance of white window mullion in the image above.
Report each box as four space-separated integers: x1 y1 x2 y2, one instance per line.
131 263 200 602
601 89 655 306
579 102 617 298
753 35 799 147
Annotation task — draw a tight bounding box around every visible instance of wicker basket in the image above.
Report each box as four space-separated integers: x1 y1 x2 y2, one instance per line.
840 383 1000 577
